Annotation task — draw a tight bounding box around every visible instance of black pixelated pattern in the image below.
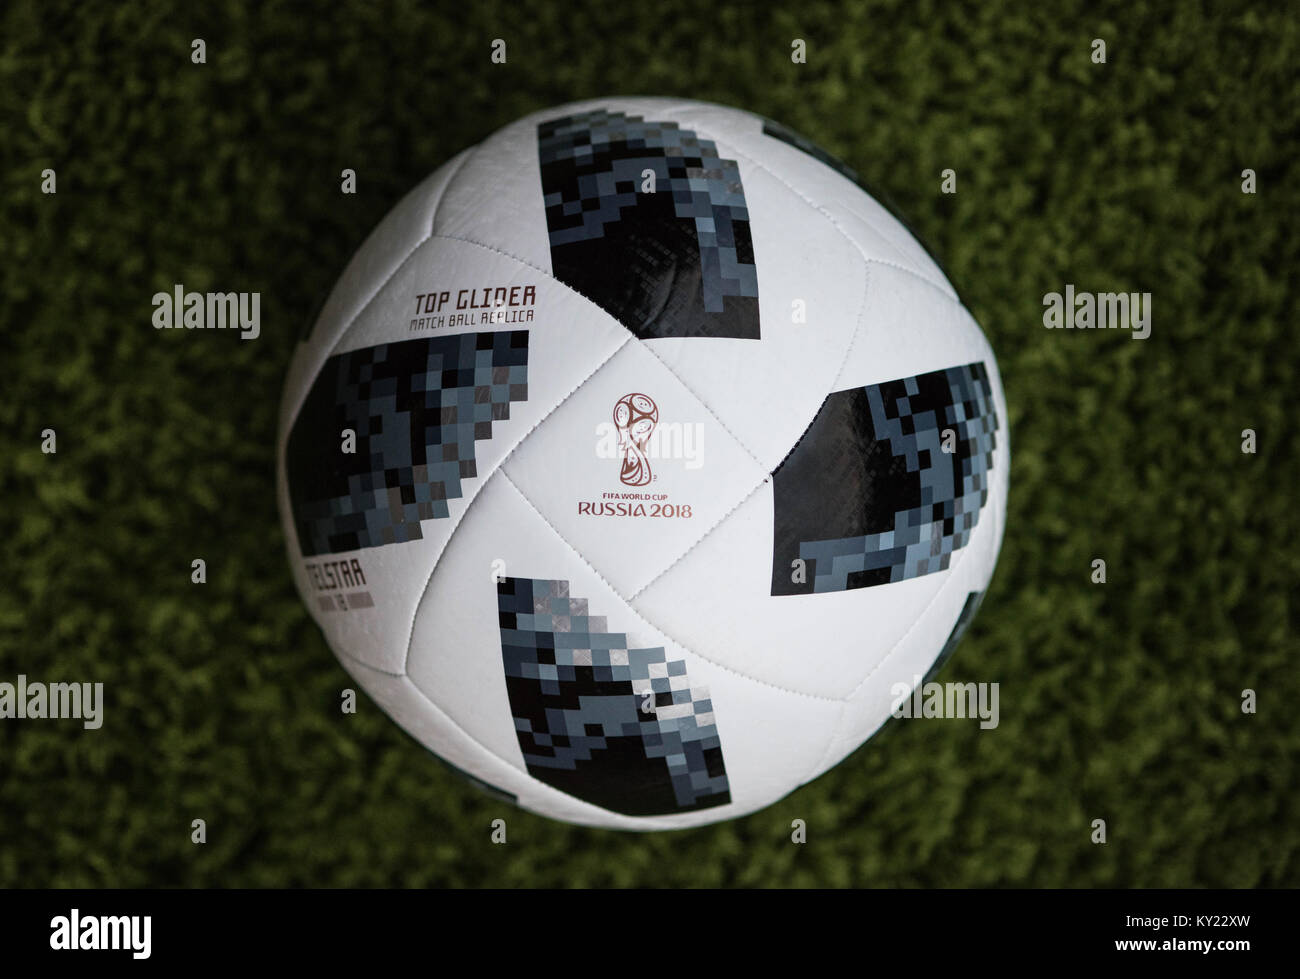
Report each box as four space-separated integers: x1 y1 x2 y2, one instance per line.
286 331 528 556
498 576 730 817
771 362 998 595
538 108 760 340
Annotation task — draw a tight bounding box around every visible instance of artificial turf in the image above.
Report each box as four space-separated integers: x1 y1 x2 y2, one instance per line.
1 0 1296 887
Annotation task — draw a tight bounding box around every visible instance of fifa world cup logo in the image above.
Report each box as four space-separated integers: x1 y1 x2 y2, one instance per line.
614 393 658 486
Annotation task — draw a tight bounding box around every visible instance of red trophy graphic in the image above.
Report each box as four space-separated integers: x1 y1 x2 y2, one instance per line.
614 393 658 486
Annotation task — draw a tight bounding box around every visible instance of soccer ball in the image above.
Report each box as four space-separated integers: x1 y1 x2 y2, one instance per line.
277 97 1008 830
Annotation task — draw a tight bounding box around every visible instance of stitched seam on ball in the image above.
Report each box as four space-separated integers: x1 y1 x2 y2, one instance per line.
399 672 689 826
846 528 975 701
811 699 849 778
400 332 634 673
861 256 959 303
350 669 598 821
332 643 405 676
625 261 874 605
287 148 478 434
633 341 766 469
424 232 774 472
727 139 956 301
499 468 840 704
624 470 768 607
403 674 524 781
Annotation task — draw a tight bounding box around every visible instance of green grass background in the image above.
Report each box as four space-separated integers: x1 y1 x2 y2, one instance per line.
1 0 1296 887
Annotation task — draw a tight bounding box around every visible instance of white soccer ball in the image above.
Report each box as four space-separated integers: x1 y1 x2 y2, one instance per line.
277 97 1009 829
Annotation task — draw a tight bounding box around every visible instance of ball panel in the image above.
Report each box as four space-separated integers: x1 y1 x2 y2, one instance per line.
406 467 841 828
632 484 867 701
500 338 768 598
832 261 995 395
429 120 554 272
327 650 524 809
728 116 956 302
